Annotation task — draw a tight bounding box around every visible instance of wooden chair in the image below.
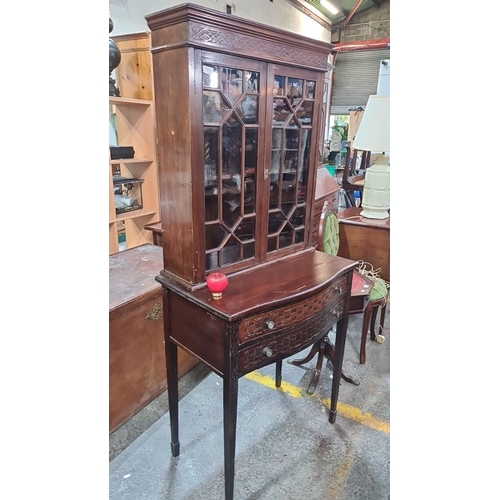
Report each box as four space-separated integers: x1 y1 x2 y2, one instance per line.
290 202 388 393
340 143 371 208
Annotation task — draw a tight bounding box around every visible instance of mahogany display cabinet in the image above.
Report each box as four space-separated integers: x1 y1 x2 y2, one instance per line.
146 4 357 499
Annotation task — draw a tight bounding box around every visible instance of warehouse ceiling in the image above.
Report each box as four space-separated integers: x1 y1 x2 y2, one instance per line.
303 0 389 27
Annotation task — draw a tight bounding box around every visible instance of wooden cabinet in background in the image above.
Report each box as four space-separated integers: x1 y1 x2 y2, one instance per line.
109 31 160 255
112 31 154 101
109 244 198 433
109 96 160 254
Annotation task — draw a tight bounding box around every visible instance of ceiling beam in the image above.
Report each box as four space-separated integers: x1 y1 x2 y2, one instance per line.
288 0 333 31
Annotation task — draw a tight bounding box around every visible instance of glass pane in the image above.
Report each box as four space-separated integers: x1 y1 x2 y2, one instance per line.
281 178 296 205
267 236 277 253
273 98 292 124
236 95 258 124
203 64 219 88
221 236 241 265
269 181 279 209
272 128 282 150
222 176 241 228
285 127 299 151
205 224 227 251
273 75 285 96
221 67 243 104
298 129 312 191
268 211 286 235
287 78 303 100
204 127 219 222
242 242 255 260
305 80 316 99
291 206 305 228
271 149 281 176
284 150 298 173
203 91 228 124
244 128 258 171
234 217 255 242
243 176 255 214
222 115 242 176
299 101 314 125
245 71 259 93
280 223 294 247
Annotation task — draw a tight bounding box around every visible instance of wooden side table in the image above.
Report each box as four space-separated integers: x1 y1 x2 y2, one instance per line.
336 207 390 282
157 251 357 500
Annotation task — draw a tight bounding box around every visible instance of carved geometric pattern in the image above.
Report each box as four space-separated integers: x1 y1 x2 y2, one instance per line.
190 23 326 69
238 275 347 344
238 304 345 372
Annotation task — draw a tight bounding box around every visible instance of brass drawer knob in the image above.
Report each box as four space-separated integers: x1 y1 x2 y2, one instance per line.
263 347 273 357
265 320 275 330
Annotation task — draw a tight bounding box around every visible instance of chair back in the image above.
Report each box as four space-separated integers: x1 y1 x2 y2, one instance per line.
317 202 340 256
341 142 371 186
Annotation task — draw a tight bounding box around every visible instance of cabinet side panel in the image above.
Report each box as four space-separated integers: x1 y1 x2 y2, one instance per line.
152 46 197 283
109 290 166 433
168 293 225 375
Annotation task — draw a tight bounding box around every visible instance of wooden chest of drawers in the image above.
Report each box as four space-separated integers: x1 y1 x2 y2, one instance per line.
109 244 198 433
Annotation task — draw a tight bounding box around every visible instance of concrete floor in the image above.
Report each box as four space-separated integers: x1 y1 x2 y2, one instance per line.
109 302 390 500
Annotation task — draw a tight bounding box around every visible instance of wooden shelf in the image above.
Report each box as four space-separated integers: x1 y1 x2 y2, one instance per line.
109 34 159 255
111 209 158 223
109 158 154 165
109 96 153 106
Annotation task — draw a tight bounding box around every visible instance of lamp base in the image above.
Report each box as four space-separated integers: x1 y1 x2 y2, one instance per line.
360 207 389 219
360 154 390 219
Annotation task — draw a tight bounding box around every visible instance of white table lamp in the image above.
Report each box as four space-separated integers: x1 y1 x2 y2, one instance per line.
353 95 390 219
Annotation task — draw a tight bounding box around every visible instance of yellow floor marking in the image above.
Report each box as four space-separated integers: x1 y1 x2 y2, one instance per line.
244 371 390 434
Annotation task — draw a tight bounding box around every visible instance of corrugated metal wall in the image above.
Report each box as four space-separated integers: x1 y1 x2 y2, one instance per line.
330 48 390 115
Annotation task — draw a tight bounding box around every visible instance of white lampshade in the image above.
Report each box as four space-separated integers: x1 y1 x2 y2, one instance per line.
353 95 390 152
353 95 390 220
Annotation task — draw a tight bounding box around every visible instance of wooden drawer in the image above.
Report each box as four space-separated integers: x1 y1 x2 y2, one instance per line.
238 274 348 345
238 297 346 372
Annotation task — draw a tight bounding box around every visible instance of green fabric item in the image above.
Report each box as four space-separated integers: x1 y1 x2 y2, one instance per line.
322 213 339 256
369 279 388 301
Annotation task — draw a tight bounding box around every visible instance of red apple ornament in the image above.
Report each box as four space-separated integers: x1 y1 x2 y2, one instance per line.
206 272 228 300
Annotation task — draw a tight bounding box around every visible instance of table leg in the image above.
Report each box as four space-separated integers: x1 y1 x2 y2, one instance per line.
329 315 348 424
275 360 282 388
223 369 238 500
166 338 180 456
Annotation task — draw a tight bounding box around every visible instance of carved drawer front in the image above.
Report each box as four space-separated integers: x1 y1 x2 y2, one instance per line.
238 298 346 372
238 275 348 344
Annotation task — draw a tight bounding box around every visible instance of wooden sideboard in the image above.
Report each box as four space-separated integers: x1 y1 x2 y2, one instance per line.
336 207 390 282
109 244 198 433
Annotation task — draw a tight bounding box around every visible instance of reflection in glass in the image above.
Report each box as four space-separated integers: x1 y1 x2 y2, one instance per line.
268 211 286 235
236 95 258 124
287 78 303 100
222 115 242 176
273 98 292 124
203 91 229 124
244 128 258 172
234 217 255 241
221 67 243 104
205 223 227 251
203 65 219 88
285 127 299 150
298 101 314 124
305 80 315 98
245 71 259 92
273 75 285 95
272 128 282 150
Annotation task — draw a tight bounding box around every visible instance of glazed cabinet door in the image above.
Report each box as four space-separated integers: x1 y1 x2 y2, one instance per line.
198 51 268 274
263 64 324 261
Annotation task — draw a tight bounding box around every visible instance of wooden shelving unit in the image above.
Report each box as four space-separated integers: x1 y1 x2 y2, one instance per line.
109 96 159 254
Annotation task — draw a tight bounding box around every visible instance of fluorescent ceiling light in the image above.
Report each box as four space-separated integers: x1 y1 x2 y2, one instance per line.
320 0 339 15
